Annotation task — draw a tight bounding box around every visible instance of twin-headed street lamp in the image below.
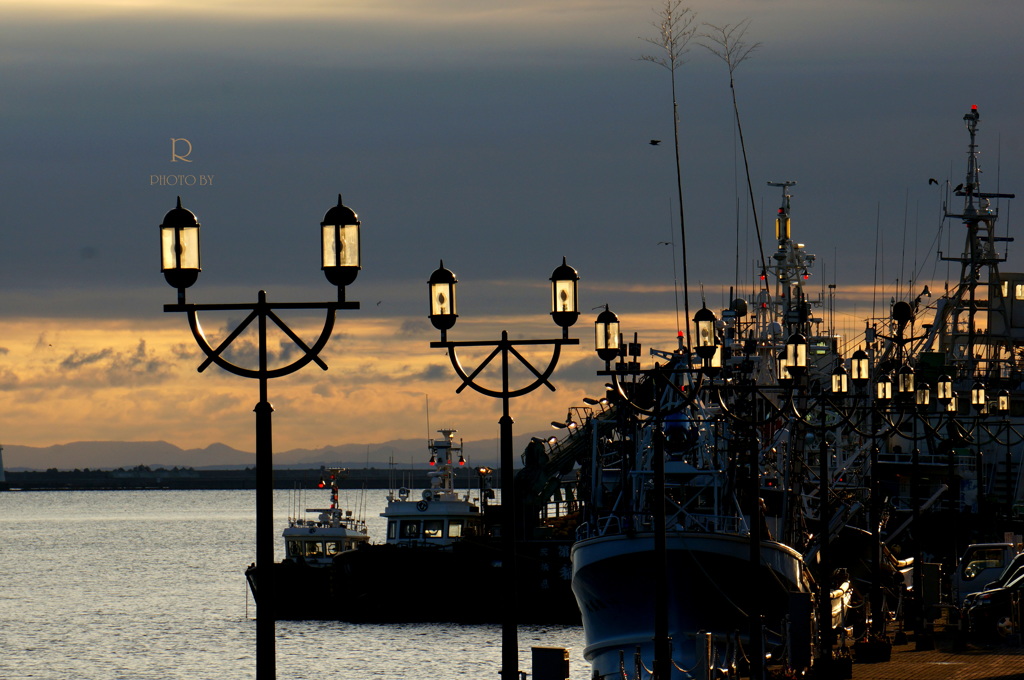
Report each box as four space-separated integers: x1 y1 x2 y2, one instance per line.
427 258 580 680
160 195 362 680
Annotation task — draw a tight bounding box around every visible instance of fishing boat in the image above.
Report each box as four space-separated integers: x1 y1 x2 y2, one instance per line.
569 105 1024 677
572 180 829 677
244 467 369 617
247 428 582 623
327 427 581 623
867 106 1024 548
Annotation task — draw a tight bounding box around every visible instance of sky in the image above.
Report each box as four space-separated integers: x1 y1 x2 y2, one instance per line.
1 0 1023 461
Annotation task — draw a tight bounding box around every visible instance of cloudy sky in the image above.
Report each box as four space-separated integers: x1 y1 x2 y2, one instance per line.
1 0 1022 459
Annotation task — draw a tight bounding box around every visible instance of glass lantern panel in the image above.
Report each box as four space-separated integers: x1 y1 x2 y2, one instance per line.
162 225 199 270
552 279 577 314
321 225 337 268
161 227 177 271
596 321 620 351
787 343 806 370
697 320 715 349
337 224 359 267
430 282 455 316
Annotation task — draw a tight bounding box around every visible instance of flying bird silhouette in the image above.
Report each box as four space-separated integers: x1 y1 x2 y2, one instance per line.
954 183 964 192
649 139 661 146
928 178 939 185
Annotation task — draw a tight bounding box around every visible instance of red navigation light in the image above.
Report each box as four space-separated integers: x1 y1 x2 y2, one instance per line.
429 455 436 466
803 273 809 280
318 481 326 488
972 104 978 110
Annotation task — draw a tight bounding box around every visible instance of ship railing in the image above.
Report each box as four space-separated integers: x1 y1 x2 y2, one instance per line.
674 512 743 534
576 511 744 541
878 449 977 469
575 515 622 540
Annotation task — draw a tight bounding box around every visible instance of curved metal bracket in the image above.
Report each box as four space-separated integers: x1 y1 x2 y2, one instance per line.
431 330 579 400
166 290 359 381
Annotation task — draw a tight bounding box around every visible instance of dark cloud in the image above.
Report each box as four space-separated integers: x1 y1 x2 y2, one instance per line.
56 339 173 388
60 348 113 370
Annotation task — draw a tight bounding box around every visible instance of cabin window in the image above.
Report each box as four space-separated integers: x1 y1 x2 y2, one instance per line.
287 540 302 558
424 520 444 538
448 519 464 538
387 521 396 540
305 541 324 557
325 541 342 556
1016 283 1024 300
400 520 421 539
962 548 1007 580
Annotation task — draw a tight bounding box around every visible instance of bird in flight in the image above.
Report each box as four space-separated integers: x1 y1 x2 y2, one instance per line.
649 140 661 145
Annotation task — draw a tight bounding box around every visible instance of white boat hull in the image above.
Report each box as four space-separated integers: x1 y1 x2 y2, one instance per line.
571 531 810 677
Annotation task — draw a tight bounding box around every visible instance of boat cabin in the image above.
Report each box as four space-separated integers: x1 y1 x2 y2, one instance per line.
382 429 488 547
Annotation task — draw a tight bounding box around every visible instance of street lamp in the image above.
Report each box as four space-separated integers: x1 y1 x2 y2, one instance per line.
831 363 849 395
428 261 458 334
785 333 808 378
428 259 580 680
160 195 361 680
851 349 870 385
160 197 201 300
595 306 621 363
321 194 361 292
550 256 580 330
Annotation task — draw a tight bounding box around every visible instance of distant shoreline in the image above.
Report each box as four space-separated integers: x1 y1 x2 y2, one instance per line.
2 466 503 491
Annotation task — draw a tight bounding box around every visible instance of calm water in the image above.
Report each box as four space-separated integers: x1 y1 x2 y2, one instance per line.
0 489 587 680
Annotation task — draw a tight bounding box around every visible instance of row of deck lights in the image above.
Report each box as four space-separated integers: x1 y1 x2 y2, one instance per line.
595 304 1011 414
830 354 1010 414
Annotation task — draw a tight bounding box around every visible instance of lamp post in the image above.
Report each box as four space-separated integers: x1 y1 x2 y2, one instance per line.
428 259 580 680
160 195 362 680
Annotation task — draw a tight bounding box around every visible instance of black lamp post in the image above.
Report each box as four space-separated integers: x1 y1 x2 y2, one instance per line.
428 260 580 680
160 195 361 680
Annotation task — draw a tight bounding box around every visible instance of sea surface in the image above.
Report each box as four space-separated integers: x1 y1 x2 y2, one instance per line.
0 488 589 680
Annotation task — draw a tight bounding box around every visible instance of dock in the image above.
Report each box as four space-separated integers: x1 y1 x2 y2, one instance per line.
838 639 1024 680
778 616 1024 680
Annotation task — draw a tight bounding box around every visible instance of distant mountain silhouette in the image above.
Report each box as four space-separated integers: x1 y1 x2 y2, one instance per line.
1 434 531 471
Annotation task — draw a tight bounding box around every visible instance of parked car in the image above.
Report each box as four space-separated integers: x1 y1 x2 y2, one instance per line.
961 553 1024 612
964 569 1024 641
953 543 1019 607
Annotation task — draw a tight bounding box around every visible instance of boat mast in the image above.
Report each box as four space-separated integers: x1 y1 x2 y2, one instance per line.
931 105 1017 376
767 181 817 341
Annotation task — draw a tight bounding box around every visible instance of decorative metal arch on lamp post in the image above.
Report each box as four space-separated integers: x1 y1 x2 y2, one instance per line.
160 195 362 680
427 259 580 680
